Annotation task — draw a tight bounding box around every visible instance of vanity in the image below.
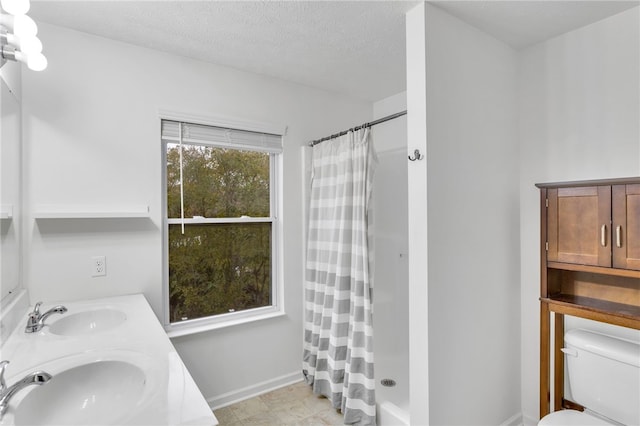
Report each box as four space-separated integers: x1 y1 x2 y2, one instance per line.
0 294 218 425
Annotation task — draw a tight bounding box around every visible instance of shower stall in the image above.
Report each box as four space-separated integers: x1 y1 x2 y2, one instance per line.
302 94 410 425
370 99 409 425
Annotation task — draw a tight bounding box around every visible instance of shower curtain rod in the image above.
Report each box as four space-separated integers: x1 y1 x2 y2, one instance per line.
309 110 407 146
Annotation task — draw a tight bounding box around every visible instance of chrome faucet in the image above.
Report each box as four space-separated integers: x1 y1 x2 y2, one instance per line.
0 360 52 419
24 301 68 333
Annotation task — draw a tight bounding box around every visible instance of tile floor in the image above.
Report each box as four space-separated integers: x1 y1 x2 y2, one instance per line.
213 381 345 425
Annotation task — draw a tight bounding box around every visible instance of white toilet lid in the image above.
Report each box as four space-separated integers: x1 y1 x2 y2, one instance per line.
538 409 613 426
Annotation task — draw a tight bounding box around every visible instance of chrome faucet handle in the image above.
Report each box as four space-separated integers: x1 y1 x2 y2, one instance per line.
32 302 42 317
0 361 9 392
25 303 42 333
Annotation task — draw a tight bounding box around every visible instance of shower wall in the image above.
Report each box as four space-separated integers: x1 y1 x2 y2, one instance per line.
371 92 409 416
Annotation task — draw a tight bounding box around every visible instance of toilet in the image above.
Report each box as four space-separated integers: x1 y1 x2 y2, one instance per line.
539 329 640 426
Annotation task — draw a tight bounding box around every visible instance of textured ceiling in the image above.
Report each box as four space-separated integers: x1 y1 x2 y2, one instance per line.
432 1 639 50
29 1 418 102
29 1 640 102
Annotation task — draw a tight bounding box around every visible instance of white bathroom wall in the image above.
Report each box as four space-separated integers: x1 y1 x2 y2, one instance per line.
421 4 521 425
405 4 429 424
21 23 372 405
518 7 640 425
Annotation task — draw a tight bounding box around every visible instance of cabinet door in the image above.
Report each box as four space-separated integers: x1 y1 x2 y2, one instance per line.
613 184 640 270
547 186 611 267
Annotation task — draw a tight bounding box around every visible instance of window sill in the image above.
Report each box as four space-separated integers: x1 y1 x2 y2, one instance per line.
164 307 285 338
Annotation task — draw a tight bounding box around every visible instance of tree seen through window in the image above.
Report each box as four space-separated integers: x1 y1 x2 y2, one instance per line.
166 144 272 322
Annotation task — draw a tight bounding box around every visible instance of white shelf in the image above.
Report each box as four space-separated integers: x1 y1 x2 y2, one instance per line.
34 205 150 219
0 205 13 220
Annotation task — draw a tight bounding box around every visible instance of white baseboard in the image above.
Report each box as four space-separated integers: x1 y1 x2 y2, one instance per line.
208 370 303 410
500 412 524 426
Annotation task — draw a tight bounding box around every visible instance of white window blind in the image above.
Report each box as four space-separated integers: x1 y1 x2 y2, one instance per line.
161 120 282 153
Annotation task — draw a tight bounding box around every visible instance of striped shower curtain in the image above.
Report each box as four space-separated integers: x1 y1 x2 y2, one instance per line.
302 128 377 426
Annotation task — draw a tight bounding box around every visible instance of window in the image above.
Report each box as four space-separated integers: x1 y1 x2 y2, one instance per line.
161 119 282 330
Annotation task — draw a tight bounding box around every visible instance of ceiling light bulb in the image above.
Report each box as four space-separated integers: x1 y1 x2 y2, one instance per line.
14 50 47 71
12 14 37 36
0 13 37 37
17 35 42 54
26 52 46 71
0 0 30 15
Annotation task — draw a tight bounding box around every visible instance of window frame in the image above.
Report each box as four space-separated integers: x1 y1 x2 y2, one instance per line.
160 111 284 337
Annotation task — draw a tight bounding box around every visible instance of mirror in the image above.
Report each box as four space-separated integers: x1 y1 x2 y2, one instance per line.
1 74 22 303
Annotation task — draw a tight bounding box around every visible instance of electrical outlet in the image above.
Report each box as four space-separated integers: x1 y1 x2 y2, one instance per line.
91 256 106 277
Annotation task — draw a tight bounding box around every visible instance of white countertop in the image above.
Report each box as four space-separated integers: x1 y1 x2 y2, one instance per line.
0 294 218 426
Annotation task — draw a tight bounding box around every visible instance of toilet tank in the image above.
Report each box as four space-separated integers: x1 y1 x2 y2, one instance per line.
564 329 640 425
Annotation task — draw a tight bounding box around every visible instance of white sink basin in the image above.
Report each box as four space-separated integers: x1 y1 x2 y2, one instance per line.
49 308 126 336
10 352 158 426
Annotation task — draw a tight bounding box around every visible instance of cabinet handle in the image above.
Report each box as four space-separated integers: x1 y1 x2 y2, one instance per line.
601 224 607 247
616 226 622 248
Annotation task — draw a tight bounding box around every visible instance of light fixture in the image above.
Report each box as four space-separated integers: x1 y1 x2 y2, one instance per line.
4 49 46 70
0 0 29 16
0 8 46 71
1 32 41 54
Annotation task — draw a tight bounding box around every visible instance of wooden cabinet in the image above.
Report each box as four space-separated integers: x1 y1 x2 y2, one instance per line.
536 177 640 419
612 184 640 270
546 183 640 270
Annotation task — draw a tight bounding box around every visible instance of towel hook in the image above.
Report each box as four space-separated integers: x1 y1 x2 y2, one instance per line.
408 149 423 161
